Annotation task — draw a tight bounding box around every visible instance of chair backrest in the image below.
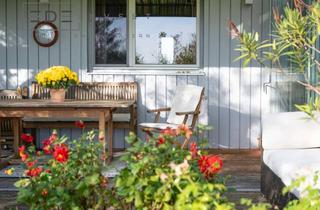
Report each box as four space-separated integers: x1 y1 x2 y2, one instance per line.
31 81 138 101
166 85 204 127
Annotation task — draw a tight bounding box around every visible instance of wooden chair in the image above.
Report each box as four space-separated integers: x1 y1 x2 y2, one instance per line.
24 81 138 134
0 87 27 158
140 85 205 137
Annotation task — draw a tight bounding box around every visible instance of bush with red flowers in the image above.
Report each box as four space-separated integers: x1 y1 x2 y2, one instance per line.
14 127 116 210
116 124 234 209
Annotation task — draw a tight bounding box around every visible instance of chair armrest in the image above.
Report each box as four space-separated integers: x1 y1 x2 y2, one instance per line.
147 107 171 123
176 111 200 116
176 111 200 125
147 107 171 113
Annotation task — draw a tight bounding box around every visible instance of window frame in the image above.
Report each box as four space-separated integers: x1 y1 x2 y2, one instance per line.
89 0 201 70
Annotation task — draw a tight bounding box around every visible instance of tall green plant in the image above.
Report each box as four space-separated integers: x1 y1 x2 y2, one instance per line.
229 0 320 101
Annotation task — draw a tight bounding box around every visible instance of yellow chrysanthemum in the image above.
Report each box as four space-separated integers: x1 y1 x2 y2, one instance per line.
35 66 79 89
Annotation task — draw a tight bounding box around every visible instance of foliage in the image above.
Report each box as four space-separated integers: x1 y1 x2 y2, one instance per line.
35 66 79 90
230 0 320 98
14 122 115 210
283 172 320 210
115 125 234 210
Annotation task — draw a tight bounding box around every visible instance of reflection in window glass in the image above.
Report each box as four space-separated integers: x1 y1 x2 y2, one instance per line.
95 0 127 64
135 0 197 65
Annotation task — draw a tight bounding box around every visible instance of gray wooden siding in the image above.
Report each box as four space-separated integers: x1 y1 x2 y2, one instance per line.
0 0 291 149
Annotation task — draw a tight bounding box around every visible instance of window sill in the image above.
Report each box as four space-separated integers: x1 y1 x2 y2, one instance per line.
88 67 206 76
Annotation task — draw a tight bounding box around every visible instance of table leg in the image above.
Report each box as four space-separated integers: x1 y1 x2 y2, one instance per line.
98 111 106 162
107 109 113 161
12 118 22 156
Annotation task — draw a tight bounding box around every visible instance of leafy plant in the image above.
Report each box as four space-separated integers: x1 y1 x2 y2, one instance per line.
115 125 234 210
14 121 116 210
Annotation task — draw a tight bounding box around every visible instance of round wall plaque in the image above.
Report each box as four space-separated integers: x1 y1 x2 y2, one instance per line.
33 21 58 47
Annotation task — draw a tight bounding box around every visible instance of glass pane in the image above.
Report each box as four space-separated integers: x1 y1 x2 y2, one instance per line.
95 0 127 64
135 0 197 65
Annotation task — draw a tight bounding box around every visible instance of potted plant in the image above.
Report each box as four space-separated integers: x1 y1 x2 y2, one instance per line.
35 66 79 102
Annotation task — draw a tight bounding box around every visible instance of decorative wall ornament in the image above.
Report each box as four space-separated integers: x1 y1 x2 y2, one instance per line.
33 21 58 47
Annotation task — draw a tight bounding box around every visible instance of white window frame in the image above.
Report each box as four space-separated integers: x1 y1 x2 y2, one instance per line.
89 0 201 72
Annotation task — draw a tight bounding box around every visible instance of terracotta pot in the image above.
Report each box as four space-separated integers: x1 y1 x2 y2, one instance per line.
50 89 66 102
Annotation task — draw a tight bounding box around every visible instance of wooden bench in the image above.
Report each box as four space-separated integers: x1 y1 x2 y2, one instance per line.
0 88 27 157
23 82 138 137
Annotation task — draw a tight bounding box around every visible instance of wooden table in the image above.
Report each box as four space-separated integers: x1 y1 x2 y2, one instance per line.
0 99 135 160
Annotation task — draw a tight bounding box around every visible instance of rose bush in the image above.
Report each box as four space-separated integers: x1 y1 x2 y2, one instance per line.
15 122 115 210
115 125 234 210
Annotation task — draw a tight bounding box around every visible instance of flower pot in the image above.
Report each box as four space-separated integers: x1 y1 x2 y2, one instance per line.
50 89 66 102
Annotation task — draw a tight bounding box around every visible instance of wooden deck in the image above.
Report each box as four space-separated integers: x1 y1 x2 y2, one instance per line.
0 150 265 210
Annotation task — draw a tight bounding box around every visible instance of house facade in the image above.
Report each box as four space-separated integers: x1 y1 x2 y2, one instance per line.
0 0 304 149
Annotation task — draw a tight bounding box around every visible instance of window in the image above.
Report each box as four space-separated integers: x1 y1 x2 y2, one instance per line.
93 0 199 67
95 0 127 64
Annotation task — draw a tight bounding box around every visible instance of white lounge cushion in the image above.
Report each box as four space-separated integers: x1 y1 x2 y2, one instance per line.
167 85 203 126
263 149 320 198
262 111 320 149
24 113 130 123
139 123 180 130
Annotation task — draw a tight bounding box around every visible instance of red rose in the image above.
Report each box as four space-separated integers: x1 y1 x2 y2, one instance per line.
161 127 177 136
177 124 192 139
26 167 42 177
21 133 33 143
42 139 52 154
198 155 222 177
19 145 28 162
157 136 165 145
206 155 223 174
75 120 85 129
48 133 57 143
190 142 198 158
53 144 69 163
26 161 36 168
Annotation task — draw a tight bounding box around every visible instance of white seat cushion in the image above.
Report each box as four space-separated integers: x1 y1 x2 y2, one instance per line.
262 111 320 149
139 123 180 130
263 149 320 198
23 113 130 123
167 85 203 126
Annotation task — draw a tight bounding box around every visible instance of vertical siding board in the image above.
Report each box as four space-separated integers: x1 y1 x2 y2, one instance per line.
49 0 61 66
198 0 209 134
156 76 166 123
28 0 39 89
166 75 176 120
145 75 156 124
262 0 272 115
81 0 91 82
38 3 49 70
136 75 146 139
208 0 220 148
7 0 18 89
250 0 263 148
240 3 252 148
17 0 28 88
229 0 241 149
71 0 81 76
219 0 231 148
0 0 7 89
60 0 71 67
